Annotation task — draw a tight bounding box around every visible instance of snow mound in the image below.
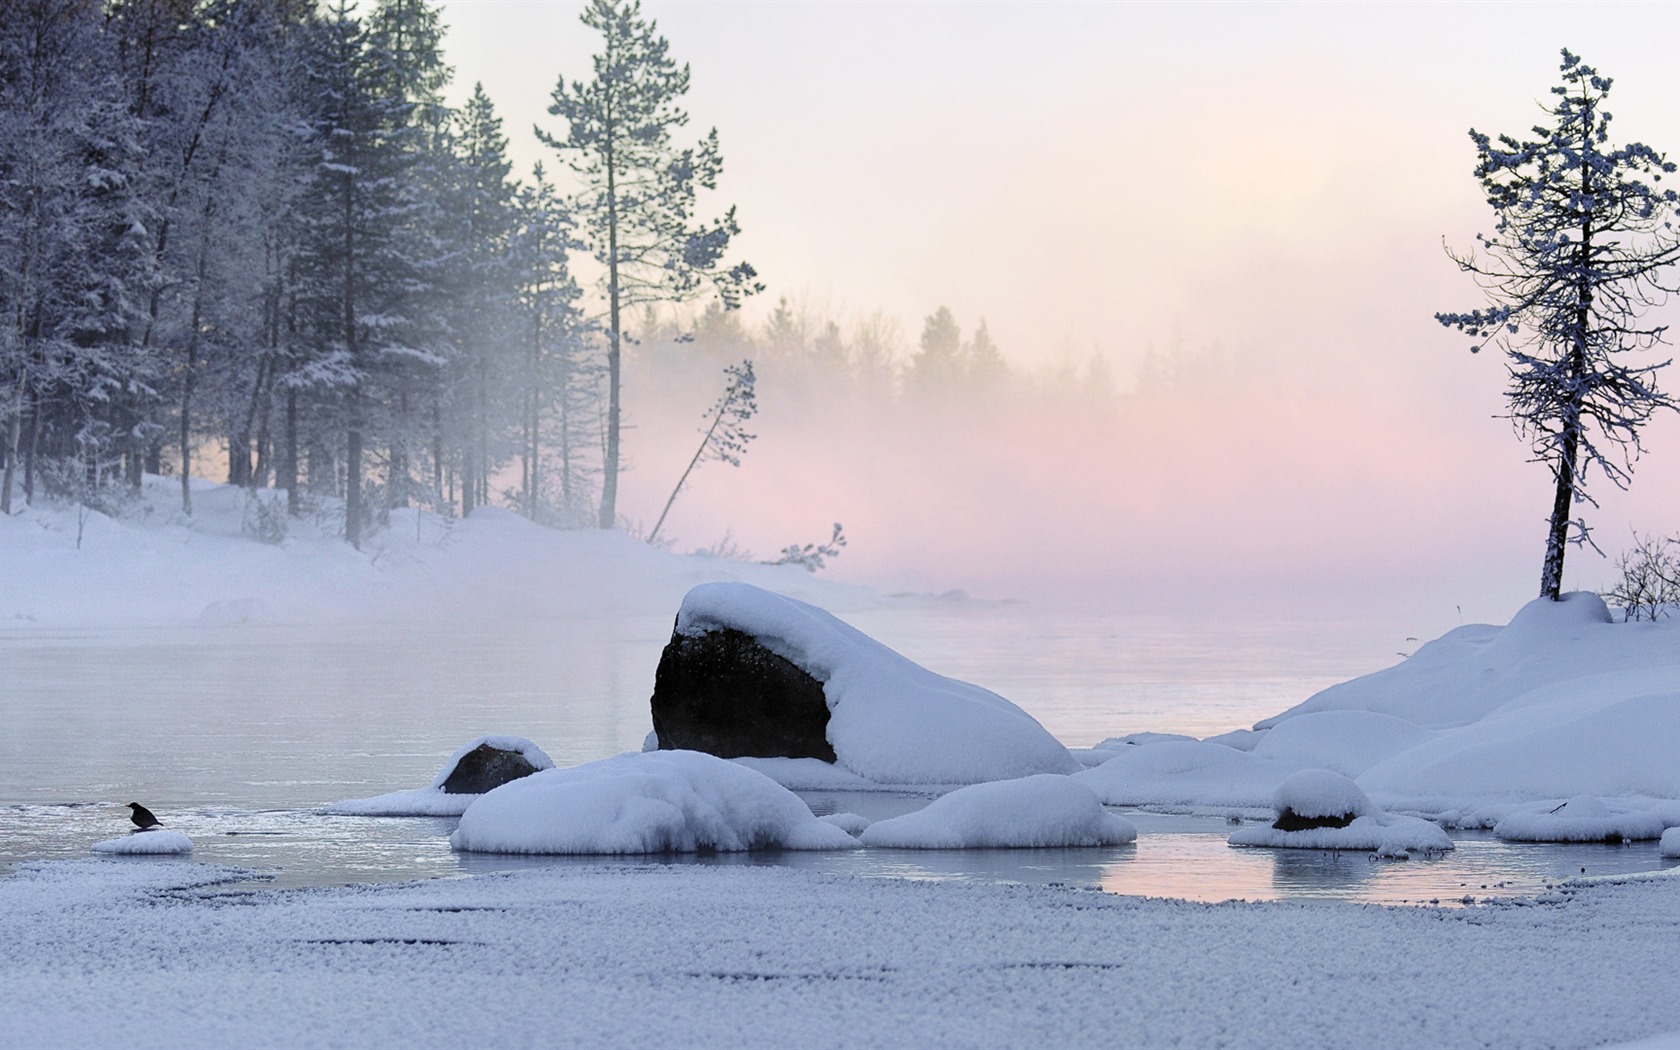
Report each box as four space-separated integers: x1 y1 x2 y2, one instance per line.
1230 770 1450 854
731 757 878 790
676 583 1077 785
1663 828 1680 858
325 735 554 816
859 775 1137 849
91 831 194 855
449 750 860 854
1493 796 1668 843
818 812 872 836
1074 740 1298 810
1229 815 1452 856
1272 769 1372 821
1250 711 1436 778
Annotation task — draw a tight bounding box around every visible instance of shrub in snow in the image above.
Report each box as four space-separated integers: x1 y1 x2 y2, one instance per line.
1493 796 1667 843
91 830 193 855
325 735 554 817
859 775 1137 849
1662 827 1680 858
449 750 859 854
1269 770 1371 831
651 583 1077 785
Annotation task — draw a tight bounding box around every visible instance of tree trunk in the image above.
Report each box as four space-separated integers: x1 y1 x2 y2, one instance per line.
598 145 621 530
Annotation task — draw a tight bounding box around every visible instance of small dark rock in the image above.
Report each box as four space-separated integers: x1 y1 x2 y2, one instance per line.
440 744 543 795
1271 807 1357 832
650 626 836 762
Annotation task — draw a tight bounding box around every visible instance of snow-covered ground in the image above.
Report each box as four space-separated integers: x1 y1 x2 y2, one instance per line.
0 475 881 627
1 858 1678 1050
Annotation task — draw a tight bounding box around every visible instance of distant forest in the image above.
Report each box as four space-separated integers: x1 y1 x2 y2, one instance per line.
0 0 1117 545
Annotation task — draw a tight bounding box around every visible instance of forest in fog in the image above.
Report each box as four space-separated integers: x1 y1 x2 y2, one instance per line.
0 0 1121 555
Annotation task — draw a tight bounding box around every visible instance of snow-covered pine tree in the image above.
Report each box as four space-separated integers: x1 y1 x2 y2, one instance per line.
1438 50 1680 600
291 0 426 548
538 0 759 532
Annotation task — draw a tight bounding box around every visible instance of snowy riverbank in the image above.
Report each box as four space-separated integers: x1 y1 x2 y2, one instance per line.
1 859 1677 1050
0 475 881 627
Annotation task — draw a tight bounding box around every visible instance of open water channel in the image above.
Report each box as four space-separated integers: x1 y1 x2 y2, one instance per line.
2 604 1673 904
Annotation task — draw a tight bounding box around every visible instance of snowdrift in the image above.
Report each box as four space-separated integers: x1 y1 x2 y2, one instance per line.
859 775 1136 849
0 476 880 627
449 750 859 854
90 831 194 855
1079 594 1680 826
671 583 1079 785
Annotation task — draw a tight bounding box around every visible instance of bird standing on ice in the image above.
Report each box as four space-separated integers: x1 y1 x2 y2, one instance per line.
127 802 161 830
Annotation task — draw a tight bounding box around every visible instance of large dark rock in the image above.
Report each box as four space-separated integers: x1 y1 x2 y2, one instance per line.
1271 807 1357 832
440 743 544 794
650 626 837 762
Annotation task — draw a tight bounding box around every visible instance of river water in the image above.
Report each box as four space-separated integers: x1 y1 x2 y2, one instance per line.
2 605 1673 903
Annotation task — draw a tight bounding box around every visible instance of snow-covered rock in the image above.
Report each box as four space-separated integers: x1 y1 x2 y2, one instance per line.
1493 796 1668 843
1269 769 1371 829
1228 769 1451 855
1249 711 1436 778
859 775 1136 849
91 830 194 855
1662 827 1680 858
325 735 554 817
449 749 859 854
657 583 1078 785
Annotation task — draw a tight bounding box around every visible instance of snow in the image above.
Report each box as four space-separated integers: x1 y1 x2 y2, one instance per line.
88 830 194 855
1227 771 1451 855
1078 594 1680 826
1271 768 1372 820
859 775 1136 849
1230 815 1452 856
1073 739 1297 811
1493 795 1669 843
1663 828 1680 858
675 582 1079 785
5 858 1680 1049
325 735 555 816
817 812 871 836
449 750 859 854
0 476 883 628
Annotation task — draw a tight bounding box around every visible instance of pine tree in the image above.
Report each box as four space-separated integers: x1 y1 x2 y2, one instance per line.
1438 50 1680 600
539 0 759 531
908 305 962 395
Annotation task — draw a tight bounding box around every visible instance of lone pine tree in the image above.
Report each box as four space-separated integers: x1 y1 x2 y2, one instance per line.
1438 50 1680 600
539 0 758 531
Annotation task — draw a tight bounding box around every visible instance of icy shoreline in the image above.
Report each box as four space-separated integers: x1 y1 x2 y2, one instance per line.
2 858 1678 1050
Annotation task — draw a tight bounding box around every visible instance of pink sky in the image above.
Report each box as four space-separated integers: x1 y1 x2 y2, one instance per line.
439 2 1680 631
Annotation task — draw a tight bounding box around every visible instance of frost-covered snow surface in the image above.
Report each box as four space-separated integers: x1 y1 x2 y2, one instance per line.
450 750 858 854
0 476 881 627
859 775 1136 848
6 860 1680 1050
325 736 556 816
676 583 1078 784
1083 594 1680 829
88 830 193 855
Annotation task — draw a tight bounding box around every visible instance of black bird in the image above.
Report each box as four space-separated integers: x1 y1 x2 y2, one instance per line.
127 802 161 830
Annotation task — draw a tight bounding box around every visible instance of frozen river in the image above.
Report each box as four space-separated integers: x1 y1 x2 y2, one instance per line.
2 604 1673 902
